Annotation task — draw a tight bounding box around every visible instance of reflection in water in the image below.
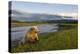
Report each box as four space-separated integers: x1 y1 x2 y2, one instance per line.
11 24 58 41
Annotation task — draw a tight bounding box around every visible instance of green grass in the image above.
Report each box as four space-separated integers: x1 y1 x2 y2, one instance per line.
58 23 78 30
11 24 78 53
11 22 48 27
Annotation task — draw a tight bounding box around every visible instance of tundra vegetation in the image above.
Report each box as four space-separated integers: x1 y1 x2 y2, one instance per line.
11 20 78 53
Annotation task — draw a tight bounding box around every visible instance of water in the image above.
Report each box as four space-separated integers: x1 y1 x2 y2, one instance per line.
11 24 58 41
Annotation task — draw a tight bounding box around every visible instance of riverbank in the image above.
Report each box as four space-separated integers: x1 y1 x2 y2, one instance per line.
11 23 78 53
11 22 48 27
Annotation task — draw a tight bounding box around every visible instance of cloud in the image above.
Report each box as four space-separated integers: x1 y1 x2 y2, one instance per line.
56 12 78 18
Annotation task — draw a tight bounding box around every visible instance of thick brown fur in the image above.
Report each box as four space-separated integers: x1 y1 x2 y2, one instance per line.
25 26 39 43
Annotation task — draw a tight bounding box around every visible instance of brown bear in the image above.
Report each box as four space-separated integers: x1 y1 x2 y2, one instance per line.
25 26 39 43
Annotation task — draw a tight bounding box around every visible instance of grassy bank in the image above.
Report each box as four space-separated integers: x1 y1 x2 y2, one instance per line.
58 23 78 30
11 25 78 53
11 22 48 27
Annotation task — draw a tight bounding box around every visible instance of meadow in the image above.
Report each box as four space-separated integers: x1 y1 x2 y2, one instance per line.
11 21 48 27
11 22 78 53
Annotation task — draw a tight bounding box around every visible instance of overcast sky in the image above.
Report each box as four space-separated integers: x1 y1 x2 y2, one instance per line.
11 1 78 17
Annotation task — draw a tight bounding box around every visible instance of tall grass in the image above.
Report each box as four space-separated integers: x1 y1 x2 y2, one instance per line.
11 22 48 27
11 25 78 53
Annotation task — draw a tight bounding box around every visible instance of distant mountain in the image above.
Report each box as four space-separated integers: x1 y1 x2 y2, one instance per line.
10 9 77 22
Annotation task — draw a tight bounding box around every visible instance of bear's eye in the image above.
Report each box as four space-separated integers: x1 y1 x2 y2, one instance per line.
30 28 34 30
35 31 37 33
